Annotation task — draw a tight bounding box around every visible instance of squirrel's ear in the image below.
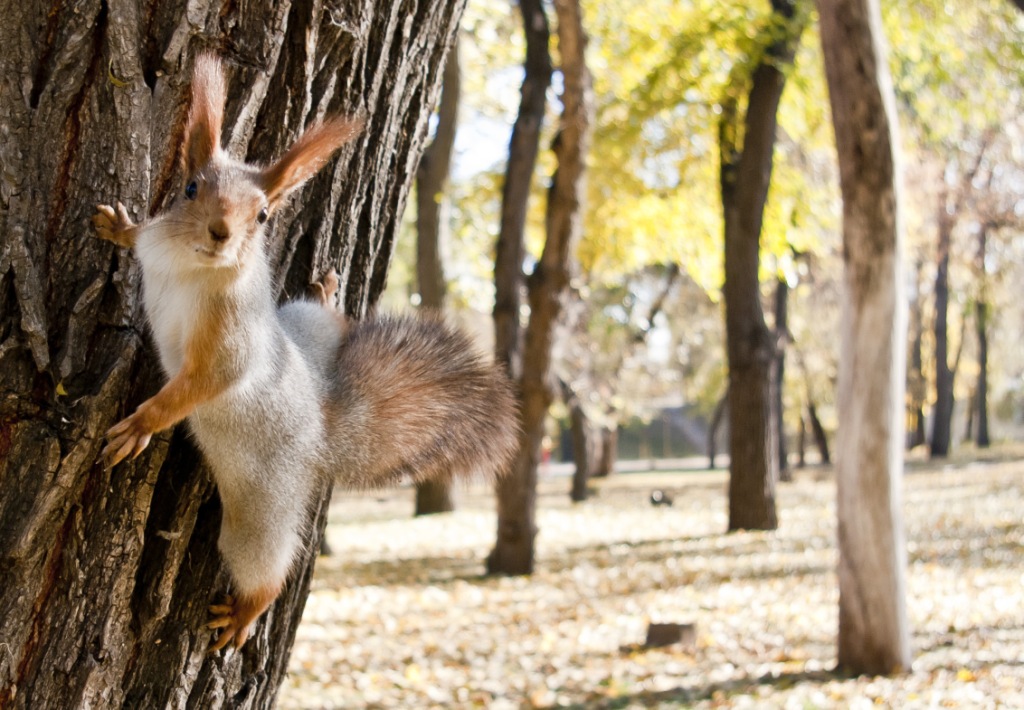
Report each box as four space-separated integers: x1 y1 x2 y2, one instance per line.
259 116 364 210
183 53 226 175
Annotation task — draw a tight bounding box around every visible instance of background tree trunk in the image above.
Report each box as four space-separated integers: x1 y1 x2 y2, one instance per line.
720 0 805 531
774 277 792 481
488 0 552 576
592 424 617 477
907 260 928 448
566 385 595 503
808 401 831 465
489 0 592 575
0 1 461 706
414 35 462 517
929 193 955 457
974 225 991 448
817 0 912 675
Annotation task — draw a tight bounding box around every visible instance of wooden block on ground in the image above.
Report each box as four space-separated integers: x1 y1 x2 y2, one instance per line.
644 622 697 650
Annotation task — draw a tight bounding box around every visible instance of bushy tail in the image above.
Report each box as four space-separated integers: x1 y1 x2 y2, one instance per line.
327 313 519 489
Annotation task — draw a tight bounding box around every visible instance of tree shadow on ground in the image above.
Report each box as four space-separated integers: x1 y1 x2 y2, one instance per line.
565 668 842 709
313 530 835 590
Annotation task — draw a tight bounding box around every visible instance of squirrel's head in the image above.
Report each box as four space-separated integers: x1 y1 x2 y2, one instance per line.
174 53 363 269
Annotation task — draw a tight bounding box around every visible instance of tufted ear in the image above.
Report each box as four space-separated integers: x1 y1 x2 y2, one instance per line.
183 53 226 175
259 116 364 212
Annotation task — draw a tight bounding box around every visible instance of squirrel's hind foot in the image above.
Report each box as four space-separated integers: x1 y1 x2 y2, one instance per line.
206 584 280 653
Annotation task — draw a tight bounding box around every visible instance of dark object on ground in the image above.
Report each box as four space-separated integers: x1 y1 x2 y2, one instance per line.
650 489 674 506
645 622 697 650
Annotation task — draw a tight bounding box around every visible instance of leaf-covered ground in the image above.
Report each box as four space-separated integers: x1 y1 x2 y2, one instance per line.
279 453 1024 708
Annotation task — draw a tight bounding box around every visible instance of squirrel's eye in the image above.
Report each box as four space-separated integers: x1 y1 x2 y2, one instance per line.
184 180 198 200
256 207 269 225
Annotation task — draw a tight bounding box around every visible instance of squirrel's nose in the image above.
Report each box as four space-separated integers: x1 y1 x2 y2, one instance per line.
209 220 229 243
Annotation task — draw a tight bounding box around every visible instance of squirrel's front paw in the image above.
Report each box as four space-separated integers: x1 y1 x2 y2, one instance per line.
92 202 137 248
102 410 154 466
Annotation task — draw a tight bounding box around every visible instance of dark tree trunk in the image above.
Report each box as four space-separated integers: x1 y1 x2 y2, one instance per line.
975 226 991 448
775 277 792 481
0 2 461 707
487 0 552 577
930 197 955 458
414 35 462 517
568 393 594 503
818 0 912 675
907 260 927 449
489 0 591 574
797 410 807 468
708 392 728 469
808 401 831 465
720 0 805 531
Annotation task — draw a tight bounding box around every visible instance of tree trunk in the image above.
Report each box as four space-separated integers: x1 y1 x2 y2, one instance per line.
808 401 831 465
775 277 792 481
907 260 927 449
414 35 462 517
489 0 591 574
797 410 807 467
593 424 618 477
975 226 991 448
720 0 805 531
929 192 955 458
0 2 461 707
567 393 594 503
708 392 728 469
818 0 912 675
487 0 552 577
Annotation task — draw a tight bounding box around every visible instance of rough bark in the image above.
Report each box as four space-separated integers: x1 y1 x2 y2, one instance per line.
487 0 552 577
720 0 806 531
817 0 912 675
414 35 462 516
489 0 591 575
0 1 461 707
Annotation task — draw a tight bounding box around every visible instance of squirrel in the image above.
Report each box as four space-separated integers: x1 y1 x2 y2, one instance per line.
92 54 519 652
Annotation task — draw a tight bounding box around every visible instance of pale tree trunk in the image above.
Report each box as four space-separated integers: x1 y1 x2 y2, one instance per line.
817 0 912 675
720 0 806 531
489 0 592 574
415 36 462 516
0 1 461 707
488 0 552 576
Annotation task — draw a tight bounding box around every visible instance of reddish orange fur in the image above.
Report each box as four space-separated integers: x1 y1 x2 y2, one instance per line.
206 582 282 652
259 117 364 211
183 53 226 175
103 301 232 466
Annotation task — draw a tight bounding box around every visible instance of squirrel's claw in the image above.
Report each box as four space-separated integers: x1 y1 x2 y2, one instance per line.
205 587 279 653
92 202 137 248
206 596 252 653
103 412 153 467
